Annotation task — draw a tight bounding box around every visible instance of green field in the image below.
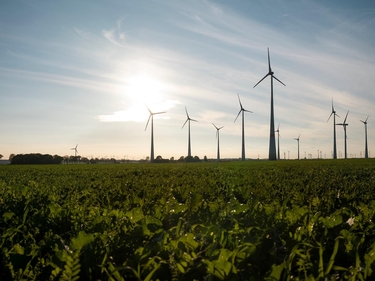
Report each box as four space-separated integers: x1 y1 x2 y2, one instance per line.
1 160 375 280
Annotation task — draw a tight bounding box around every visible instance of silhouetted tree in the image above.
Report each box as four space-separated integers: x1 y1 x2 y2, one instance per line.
10 153 63 164
204 155 208 161
0 154 3 159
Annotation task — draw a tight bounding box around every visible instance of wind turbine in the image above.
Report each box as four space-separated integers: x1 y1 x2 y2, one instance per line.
294 134 300 160
145 106 166 162
234 93 252 161
182 107 197 158
336 110 349 159
327 99 339 159
213 124 224 161
254 48 285 161
275 123 281 160
360 116 369 158
71 144 78 157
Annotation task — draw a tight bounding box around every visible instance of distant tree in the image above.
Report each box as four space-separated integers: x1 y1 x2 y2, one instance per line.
170 156 174 162
10 153 63 164
0 154 3 159
185 156 194 162
204 155 208 161
145 156 150 162
193 156 201 162
9 154 15 162
178 156 185 162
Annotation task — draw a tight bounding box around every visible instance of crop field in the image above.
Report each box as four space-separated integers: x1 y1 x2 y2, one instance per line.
1 160 375 280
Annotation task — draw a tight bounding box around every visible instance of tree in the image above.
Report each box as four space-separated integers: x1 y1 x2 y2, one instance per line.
0 154 3 159
9 154 15 161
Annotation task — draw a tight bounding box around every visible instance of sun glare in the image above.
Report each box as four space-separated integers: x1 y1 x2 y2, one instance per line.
99 72 179 122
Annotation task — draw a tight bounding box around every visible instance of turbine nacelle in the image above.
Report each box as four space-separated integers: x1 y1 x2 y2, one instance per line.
182 107 197 129
234 93 252 122
145 106 166 130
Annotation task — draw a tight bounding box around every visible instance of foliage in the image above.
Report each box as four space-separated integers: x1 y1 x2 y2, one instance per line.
10 153 63 165
1 159 375 280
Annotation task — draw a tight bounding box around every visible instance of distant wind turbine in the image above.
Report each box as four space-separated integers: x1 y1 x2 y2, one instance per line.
294 134 300 160
213 124 224 161
234 93 252 161
182 107 197 157
275 123 280 160
254 48 285 161
71 144 78 157
327 99 339 159
336 110 349 159
145 106 166 162
360 116 369 158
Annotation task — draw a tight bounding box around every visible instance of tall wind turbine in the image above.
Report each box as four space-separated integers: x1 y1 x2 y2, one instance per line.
327 99 339 159
182 107 197 157
336 110 349 159
294 134 300 160
360 116 369 158
145 106 166 162
71 144 78 157
254 48 285 161
275 123 280 160
213 124 224 161
234 93 252 161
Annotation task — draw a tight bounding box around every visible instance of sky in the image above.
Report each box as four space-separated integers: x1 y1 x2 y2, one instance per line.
1 0 375 160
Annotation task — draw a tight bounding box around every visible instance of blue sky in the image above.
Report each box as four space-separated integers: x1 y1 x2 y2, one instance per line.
1 0 375 160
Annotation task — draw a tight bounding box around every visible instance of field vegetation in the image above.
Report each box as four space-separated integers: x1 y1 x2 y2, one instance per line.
1 159 375 280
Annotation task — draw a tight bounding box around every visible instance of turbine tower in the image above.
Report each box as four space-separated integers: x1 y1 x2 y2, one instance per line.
327 99 339 159
360 116 369 158
145 106 166 162
182 107 197 158
254 48 285 161
336 110 349 159
234 93 252 161
275 123 280 160
294 134 300 160
71 144 78 157
213 123 224 161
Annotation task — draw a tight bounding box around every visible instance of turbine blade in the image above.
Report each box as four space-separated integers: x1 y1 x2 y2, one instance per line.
253 73 269 88
273 75 286 86
182 119 188 129
327 112 333 122
335 113 340 118
298 134 301 139
237 93 243 109
145 115 151 130
365 115 369 122
336 123 343 126
185 107 190 119
277 123 280 131
268 47 271 73
218 126 224 130
145 105 151 114
154 111 166 115
244 109 253 113
360 120 365 124
343 110 349 123
234 110 241 122
212 123 218 130
190 118 198 122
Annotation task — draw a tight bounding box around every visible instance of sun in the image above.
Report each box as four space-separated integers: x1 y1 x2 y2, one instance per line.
98 72 179 122
126 74 164 105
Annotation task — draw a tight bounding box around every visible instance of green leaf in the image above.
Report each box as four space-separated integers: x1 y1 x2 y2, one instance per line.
70 231 95 251
2 212 14 221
